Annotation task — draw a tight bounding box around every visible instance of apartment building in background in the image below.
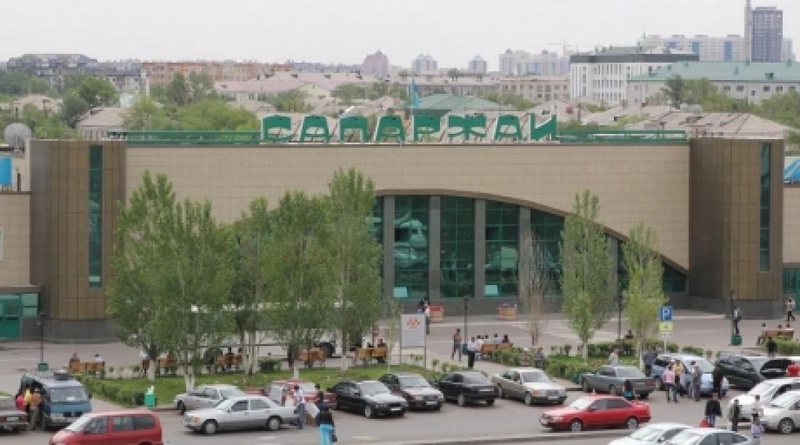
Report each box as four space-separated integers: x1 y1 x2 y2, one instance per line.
499 76 570 103
467 56 488 74
638 35 745 62
499 49 571 77
142 60 270 86
411 54 438 73
361 50 390 77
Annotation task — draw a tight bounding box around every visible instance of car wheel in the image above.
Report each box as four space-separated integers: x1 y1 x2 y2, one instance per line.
497 385 505 398
626 417 639 430
569 419 583 432
178 401 186 415
486 399 495 406
778 418 795 434
654 376 663 390
266 416 282 431
524 392 534 406
608 385 618 395
457 394 467 406
364 404 374 419
202 420 218 435
582 380 591 392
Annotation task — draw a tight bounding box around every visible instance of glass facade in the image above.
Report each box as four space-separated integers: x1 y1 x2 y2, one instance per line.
88 146 103 288
393 196 429 299
663 264 687 293
0 293 39 338
760 143 771 271
485 202 518 298
530 210 563 295
784 268 800 296
440 197 475 299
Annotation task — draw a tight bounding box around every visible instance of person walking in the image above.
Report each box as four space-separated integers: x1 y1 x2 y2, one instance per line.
766 337 777 358
712 363 724 398
728 399 741 432
691 362 702 401
732 305 742 336
533 347 546 369
787 297 796 323
608 348 620 366
704 392 722 427
451 328 462 361
750 416 764 445
316 405 336 444
293 384 306 429
751 394 764 420
663 364 678 403
673 361 685 396
466 337 477 369
643 347 655 376
28 389 43 430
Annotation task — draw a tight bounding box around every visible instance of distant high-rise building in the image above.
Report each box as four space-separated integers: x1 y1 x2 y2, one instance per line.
468 55 488 74
498 49 570 76
361 50 389 77
411 54 438 73
751 5 784 62
638 35 744 62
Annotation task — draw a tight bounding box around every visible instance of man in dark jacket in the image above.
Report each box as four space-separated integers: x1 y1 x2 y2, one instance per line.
704 393 722 427
712 364 724 398
766 337 778 358
728 399 741 432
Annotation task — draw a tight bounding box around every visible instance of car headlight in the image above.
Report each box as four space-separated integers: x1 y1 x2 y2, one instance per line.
551 415 563 421
532 390 544 396
191 416 201 424
411 395 422 401
375 403 387 408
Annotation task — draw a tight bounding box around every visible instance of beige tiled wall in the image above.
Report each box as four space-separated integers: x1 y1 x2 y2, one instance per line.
784 187 800 263
126 143 690 268
0 194 30 286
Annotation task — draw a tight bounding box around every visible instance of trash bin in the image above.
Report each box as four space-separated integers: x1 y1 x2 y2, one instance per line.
37 362 49 372
730 334 742 346
144 392 157 408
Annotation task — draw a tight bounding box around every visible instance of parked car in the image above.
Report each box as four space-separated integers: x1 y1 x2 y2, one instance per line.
378 372 444 410
580 365 655 398
761 390 800 434
436 371 499 407
717 353 791 389
183 395 297 435
491 367 567 406
49 409 162 445
607 422 691 445
0 396 28 432
539 395 651 432
327 380 408 418
665 427 755 445
174 384 245 414
727 377 800 421
253 379 335 407
20 369 92 429
651 353 730 396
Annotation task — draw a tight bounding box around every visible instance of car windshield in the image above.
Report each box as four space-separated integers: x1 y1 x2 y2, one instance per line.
616 367 646 378
667 430 706 445
687 359 714 373
464 374 490 384
49 387 89 403
398 376 431 388
359 382 390 396
769 392 800 409
520 371 549 383
749 381 776 397
569 397 594 410
64 415 93 432
749 358 768 370
630 425 675 441
219 388 245 399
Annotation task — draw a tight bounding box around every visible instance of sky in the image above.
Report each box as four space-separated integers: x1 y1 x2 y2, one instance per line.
1 0 797 70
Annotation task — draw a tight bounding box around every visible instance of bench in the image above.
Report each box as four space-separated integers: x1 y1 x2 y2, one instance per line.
69 361 105 375
757 329 795 345
299 348 326 368
157 356 179 375
215 353 244 371
481 343 513 360
352 347 388 365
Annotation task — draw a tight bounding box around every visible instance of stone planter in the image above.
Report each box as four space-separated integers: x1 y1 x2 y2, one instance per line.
498 305 517 321
429 305 445 323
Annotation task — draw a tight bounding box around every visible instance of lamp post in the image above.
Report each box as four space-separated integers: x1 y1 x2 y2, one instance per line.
36 312 46 365
462 297 470 342
616 294 624 342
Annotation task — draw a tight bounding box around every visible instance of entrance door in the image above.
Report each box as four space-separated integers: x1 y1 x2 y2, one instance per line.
0 298 21 339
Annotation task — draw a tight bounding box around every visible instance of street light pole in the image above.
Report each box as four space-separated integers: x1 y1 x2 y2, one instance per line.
38 312 45 365
462 297 470 342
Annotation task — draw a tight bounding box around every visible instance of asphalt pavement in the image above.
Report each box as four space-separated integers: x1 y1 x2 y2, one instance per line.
0 310 795 444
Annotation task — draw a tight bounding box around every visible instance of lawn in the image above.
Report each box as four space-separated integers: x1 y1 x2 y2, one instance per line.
78 363 436 408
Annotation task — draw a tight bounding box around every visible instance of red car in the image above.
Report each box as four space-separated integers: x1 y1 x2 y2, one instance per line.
539 395 650 432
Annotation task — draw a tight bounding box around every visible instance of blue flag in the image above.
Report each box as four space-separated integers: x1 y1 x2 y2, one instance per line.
409 79 420 109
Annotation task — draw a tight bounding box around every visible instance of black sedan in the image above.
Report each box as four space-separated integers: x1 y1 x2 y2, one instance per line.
436 371 499 406
379 372 444 410
327 380 408 418
717 353 788 389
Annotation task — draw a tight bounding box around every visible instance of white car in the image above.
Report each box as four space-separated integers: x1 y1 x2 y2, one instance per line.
184 395 298 435
760 390 800 434
608 422 691 445
727 377 800 421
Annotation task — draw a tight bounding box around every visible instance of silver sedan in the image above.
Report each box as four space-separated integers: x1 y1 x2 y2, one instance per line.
184 395 299 435
761 390 800 434
491 367 567 405
608 422 690 445
174 384 245 414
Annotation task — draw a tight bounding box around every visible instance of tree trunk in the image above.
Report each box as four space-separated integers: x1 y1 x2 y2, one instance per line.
340 329 350 371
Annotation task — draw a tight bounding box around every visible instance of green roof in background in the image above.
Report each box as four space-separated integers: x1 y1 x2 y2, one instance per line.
631 61 800 82
413 94 512 112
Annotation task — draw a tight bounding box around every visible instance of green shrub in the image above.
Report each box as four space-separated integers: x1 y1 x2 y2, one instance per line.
681 346 704 356
258 358 281 373
776 340 800 355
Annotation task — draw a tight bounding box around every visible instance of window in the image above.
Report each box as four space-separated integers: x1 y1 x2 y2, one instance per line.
783 268 800 294
231 401 248 412
87 417 108 434
393 196 429 299
760 144 771 271
132 414 156 430
763 86 771 92
485 202 518 298
112 415 134 432
440 197 475 299
776 86 784 93
88 146 103 288
736 85 745 92
250 398 269 410
723 86 731 92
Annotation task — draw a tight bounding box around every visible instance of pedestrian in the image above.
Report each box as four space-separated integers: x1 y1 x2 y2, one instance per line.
728 399 741 432
317 405 336 444
673 360 685 396
732 305 742 336
623 380 635 401
466 337 477 369
663 364 678 403
766 337 777 358
69 352 80 366
29 388 42 430
475 335 485 360
712 363 724 398
751 394 764 420
691 361 702 401
451 328 462 361
750 416 764 445
643 347 655 377
533 347 545 369
294 384 306 429
608 348 620 366
704 392 722 427
787 297 796 322
519 348 532 367
423 303 430 335
788 360 800 377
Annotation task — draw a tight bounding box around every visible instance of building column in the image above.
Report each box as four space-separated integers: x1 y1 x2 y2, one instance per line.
474 200 486 299
428 196 441 300
382 197 395 300
518 208 532 298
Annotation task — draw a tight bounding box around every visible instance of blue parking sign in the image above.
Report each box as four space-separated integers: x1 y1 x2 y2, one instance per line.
659 306 673 322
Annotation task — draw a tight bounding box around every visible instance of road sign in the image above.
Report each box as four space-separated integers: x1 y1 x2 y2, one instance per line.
659 306 673 322
660 331 672 340
400 314 426 348
658 322 674 332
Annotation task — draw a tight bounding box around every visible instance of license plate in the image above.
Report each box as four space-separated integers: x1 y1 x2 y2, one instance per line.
426 401 438 405
6 417 18 421
481 389 493 392
548 396 558 400
390 407 402 411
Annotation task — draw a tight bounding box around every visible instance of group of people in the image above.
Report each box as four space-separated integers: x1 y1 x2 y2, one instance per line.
279 383 335 441
15 385 43 430
452 329 512 369
726 397 765 441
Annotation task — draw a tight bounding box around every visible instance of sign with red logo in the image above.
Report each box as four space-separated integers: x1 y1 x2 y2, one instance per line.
401 314 426 348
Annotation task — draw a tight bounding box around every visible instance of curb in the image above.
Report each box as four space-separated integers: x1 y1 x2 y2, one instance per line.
385 429 627 445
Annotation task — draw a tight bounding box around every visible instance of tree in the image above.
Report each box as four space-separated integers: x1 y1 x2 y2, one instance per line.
662 75 685 109
622 223 667 366
263 191 334 378
327 168 383 370
61 93 91 128
188 71 216 103
0 71 50 95
230 198 273 380
167 72 191 106
518 229 557 347
175 99 258 130
332 84 366 106
75 76 120 108
756 90 800 129
107 171 236 389
559 190 615 359
122 96 171 130
266 90 310 112
479 91 534 111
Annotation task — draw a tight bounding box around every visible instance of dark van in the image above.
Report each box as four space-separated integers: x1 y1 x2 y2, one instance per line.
49 410 163 445
20 368 92 429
